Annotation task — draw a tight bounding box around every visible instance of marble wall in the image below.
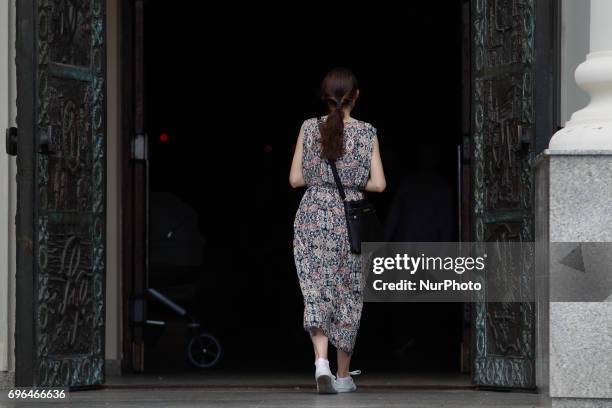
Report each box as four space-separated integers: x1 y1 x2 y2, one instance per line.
536 151 612 408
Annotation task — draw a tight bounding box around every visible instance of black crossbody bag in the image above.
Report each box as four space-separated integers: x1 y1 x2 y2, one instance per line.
328 160 383 254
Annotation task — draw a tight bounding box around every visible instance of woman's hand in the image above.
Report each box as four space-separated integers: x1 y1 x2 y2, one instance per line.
289 124 306 188
365 135 386 192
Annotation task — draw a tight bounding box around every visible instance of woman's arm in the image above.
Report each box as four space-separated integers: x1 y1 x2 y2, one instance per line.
365 135 386 192
289 124 306 188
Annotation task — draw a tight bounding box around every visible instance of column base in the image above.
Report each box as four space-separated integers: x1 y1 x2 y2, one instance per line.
536 151 612 406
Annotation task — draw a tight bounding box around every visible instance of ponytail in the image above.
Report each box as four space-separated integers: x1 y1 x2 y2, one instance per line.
320 99 346 160
319 68 358 161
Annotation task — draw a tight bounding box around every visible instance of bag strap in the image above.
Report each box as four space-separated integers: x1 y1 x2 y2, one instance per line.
328 160 346 201
317 117 347 201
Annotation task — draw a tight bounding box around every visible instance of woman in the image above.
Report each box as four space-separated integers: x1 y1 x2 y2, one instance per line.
289 67 386 394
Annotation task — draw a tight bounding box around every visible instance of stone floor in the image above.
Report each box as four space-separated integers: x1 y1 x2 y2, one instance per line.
1 388 547 408
0 371 550 407
0 372 549 408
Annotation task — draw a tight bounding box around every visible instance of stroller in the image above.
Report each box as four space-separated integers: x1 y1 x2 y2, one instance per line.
146 191 222 369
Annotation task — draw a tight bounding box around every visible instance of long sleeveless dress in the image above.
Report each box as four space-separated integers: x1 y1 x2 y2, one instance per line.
293 116 376 354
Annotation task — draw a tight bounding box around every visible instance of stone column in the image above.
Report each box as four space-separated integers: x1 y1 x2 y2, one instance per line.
549 0 612 150
538 1 612 406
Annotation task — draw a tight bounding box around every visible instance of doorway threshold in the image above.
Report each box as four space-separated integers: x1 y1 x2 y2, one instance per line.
105 371 472 390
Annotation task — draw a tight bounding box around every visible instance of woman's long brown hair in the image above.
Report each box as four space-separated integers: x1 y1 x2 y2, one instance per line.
320 68 359 161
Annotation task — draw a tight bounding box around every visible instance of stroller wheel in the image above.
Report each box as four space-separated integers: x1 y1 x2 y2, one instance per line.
187 332 222 368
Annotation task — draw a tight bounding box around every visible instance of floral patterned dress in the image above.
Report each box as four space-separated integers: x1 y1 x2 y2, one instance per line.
293 116 376 353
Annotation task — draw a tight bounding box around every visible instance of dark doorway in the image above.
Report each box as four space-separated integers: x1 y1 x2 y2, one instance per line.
139 1 464 376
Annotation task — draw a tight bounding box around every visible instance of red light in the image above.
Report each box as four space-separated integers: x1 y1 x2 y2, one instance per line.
159 133 169 143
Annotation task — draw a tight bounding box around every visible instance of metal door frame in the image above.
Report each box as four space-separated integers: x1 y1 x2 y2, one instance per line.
120 0 148 373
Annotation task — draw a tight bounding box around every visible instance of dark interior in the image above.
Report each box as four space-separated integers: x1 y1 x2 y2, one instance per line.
143 2 464 374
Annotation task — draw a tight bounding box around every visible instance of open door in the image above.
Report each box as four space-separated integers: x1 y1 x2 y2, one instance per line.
14 0 107 387
470 0 536 389
469 0 557 389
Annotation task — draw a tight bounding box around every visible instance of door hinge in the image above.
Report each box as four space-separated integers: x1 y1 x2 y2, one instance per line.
131 133 148 161
5 127 17 156
131 298 146 324
517 125 533 151
38 125 56 155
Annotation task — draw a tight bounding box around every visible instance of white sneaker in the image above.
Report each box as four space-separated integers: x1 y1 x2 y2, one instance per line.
315 361 337 394
334 370 361 393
